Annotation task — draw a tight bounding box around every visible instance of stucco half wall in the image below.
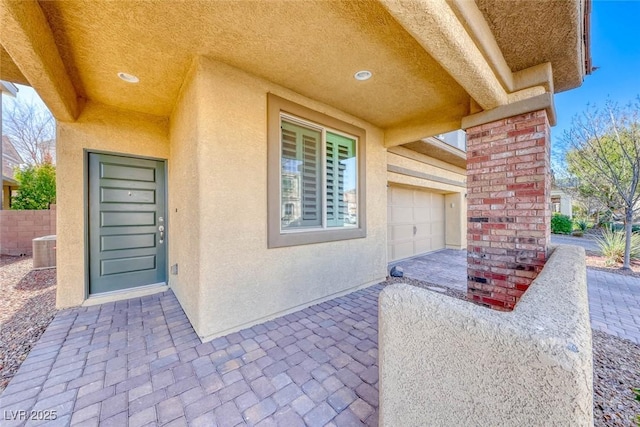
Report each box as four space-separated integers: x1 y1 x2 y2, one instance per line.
169 57 388 341
378 244 593 426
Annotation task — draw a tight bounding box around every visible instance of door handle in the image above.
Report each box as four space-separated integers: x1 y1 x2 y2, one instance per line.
159 225 165 244
413 225 417 235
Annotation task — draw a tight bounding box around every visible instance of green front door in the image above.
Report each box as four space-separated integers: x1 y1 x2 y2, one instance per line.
89 153 167 295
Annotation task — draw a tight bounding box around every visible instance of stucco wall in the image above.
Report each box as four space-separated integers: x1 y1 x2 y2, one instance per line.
444 192 466 249
56 102 169 308
386 147 467 250
180 57 387 340
378 244 592 426
167 62 201 330
552 189 573 218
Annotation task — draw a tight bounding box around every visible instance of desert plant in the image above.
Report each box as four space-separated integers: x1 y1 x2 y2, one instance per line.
551 214 573 234
595 228 640 266
576 219 588 232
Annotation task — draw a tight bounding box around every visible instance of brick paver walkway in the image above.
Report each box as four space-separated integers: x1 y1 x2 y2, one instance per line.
587 269 640 344
0 286 382 426
390 249 467 293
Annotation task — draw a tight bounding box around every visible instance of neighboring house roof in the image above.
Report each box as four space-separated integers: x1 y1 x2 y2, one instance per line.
0 0 590 146
2 135 24 181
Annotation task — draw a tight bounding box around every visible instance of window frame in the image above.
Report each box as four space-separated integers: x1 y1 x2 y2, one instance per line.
267 93 366 248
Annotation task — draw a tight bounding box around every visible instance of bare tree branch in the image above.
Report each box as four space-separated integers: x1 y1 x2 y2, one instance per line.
2 97 55 166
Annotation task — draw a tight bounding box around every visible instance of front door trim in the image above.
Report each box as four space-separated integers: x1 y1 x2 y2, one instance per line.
84 149 168 299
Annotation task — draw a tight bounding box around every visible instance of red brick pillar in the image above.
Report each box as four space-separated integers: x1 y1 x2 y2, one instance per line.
466 110 551 310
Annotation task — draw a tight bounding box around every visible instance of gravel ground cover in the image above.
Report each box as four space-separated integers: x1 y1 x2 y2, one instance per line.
585 250 640 278
592 330 640 426
0 256 57 392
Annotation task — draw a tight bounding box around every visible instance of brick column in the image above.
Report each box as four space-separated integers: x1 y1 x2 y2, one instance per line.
466 110 551 310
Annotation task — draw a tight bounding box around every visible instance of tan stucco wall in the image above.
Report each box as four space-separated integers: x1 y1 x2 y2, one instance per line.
387 147 467 250
175 57 387 340
167 61 201 330
445 192 466 249
552 189 573 218
56 102 169 308
378 244 593 426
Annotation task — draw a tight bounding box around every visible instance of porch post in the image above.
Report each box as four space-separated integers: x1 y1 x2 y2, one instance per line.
466 110 551 310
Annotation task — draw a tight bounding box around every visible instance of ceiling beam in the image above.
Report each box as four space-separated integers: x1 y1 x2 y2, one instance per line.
385 118 461 148
379 0 508 110
0 0 80 121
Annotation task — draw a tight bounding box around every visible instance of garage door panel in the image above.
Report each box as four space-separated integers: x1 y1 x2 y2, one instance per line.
392 224 414 241
431 220 445 233
414 238 431 254
432 205 445 221
413 191 431 206
388 185 445 262
393 241 415 261
392 187 413 204
390 206 413 223
415 224 431 239
413 207 429 222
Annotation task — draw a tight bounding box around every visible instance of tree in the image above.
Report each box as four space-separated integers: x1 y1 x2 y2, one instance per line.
2 96 55 165
563 100 640 269
11 161 56 210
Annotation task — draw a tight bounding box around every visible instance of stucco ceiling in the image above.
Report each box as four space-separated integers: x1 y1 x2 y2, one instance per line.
1 46 28 85
0 0 588 135
33 0 469 128
476 0 586 93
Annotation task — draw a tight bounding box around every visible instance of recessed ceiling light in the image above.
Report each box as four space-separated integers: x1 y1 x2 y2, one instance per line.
117 72 139 83
354 70 372 81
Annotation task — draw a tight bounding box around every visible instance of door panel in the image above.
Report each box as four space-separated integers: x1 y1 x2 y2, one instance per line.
89 153 167 295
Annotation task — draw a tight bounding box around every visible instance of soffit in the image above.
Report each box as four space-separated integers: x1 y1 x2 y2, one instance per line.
476 0 585 93
0 46 29 85
403 138 466 169
36 0 469 127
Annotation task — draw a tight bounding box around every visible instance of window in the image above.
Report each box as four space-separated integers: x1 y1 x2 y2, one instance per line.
268 94 366 248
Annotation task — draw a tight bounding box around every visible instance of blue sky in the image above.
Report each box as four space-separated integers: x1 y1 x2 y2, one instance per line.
552 0 640 160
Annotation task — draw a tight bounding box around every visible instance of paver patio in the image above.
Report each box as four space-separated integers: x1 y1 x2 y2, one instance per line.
0 286 382 426
3 242 639 426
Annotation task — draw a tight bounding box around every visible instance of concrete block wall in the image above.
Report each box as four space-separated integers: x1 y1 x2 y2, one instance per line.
0 205 56 256
466 110 551 310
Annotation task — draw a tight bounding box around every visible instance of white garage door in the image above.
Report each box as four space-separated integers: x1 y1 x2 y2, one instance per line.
387 185 445 262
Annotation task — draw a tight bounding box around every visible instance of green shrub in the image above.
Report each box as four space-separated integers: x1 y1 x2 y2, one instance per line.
551 214 573 234
595 228 640 266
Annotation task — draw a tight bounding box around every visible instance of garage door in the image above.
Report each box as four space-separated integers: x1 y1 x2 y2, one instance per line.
388 185 445 262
